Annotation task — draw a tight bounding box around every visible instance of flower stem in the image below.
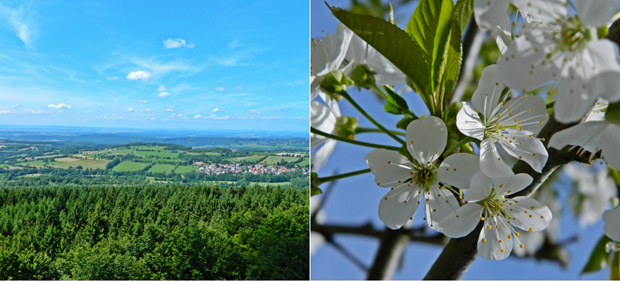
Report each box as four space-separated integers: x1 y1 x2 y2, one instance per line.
442 137 474 156
355 127 406 136
341 92 406 146
311 127 402 151
315 168 371 184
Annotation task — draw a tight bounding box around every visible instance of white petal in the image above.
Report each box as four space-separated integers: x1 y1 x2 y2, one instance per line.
548 121 608 153
311 139 337 172
603 207 620 241
478 216 513 260
574 0 617 28
474 0 510 34
425 185 461 232
511 0 567 24
554 55 598 123
499 94 549 134
311 100 339 147
379 184 423 229
601 124 620 170
505 197 552 232
311 23 353 76
498 133 548 173
366 49 406 86
472 64 504 118
438 153 481 189
498 24 557 91
440 203 484 238
456 102 486 140
587 40 620 102
365 149 413 187
480 139 514 177
406 116 447 164
493 173 533 196
465 171 494 202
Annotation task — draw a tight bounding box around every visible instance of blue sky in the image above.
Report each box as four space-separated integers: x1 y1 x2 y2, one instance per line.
0 0 308 132
312 0 611 279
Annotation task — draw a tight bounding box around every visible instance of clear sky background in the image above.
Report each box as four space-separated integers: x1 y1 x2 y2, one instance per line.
311 0 611 279
0 0 308 132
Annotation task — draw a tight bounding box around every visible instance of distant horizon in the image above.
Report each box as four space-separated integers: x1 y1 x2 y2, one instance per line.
0 123 309 135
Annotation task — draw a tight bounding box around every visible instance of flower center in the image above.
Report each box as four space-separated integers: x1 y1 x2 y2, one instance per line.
552 18 593 54
479 187 512 220
413 164 437 190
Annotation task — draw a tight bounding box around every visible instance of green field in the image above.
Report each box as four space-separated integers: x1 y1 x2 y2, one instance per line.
297 158 309 167
16 160 47 167
50 158 109 169
112 161 149 172
261 156 299 165
135 150 179 158
175 165 198 173
147 164 176 174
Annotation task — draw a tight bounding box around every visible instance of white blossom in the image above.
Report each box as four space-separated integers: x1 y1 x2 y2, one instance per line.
456 64 549 177
512 185 561 256
548 120 620 171
603 206 620 252
565 163 617 228
343 31 406 87
497 0 620 123
365 117 480 230
311 23 353 100
440 172 552 260
311 99 341 172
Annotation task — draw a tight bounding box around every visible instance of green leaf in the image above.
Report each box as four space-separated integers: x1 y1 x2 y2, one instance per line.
405 0 454 91
383 85 410 115
606 100 620 123
311 186 323 196
329 5 429 93
582 235 613 274
612 252 620 280
441 21 463 100
453 0 474 33
396 115 416 130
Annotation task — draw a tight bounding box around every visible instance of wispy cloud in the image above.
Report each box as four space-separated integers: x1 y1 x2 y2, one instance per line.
138 100 148 103
215 86 225 92
157 92 170 98
165 106 174 112
48 103 71 109
157 85 166 92
210 108 220 114
194 114 202 119
127 107 133 112
163 38 195 49
106 76 118 80
0 4 35 48
126 70 151 81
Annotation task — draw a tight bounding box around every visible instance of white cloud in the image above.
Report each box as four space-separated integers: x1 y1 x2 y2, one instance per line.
229 39 240 49
47 103 71 109
235 85 243 91
10 104 20 108
139 100 148 103
0 4 34 47
140 108 152 113
157 85 166 92
127 107 134 112
0 110 10 114
215 86 225 92
149 116 157 120
194 114 202 119
163 38 195 49
177 113 187 119
261 116 278 120
157 92 170 98
126 70 151 81
106 76 118 80
210 114 229 120
165 106 174 112
30 110 42 114
210 108 220 114
249 109 260 114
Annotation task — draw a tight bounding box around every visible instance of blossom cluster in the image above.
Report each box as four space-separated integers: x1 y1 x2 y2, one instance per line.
311 0 620 262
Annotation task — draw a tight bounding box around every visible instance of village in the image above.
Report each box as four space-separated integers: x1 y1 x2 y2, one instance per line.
194 161 307 175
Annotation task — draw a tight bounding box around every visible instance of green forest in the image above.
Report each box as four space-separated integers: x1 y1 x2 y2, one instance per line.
0 185 309 280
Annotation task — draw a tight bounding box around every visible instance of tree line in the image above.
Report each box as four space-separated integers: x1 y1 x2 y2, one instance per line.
0 184 308 279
